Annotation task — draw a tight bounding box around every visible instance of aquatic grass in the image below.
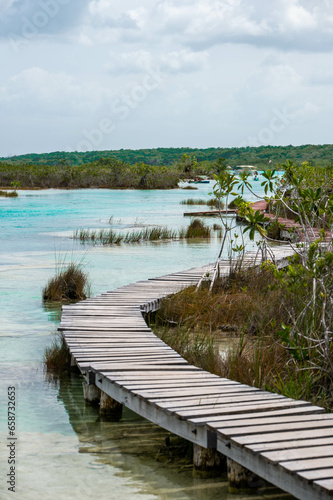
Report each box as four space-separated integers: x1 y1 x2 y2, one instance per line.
180 198 221 208
43 262 90 302
184 219 211 238
73 221 215 245
206 198 220 208
180 199 207 205
0 189 18 197
43 334 71 375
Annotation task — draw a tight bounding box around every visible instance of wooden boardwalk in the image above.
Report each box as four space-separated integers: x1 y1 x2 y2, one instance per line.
59 245 333 500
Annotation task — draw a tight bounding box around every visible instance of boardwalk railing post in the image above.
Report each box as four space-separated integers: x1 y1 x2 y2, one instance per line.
100 391 123 421
193 444 226 478
227 458 260 493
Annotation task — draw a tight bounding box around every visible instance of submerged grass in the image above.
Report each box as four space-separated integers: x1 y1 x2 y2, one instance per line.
43 334 71 375
0 189 18 197
74 219 214 245
180 198 207 205
180 198 221 208
43 262 90 302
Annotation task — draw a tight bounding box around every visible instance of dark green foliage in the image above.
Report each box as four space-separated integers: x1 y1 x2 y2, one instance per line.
184 219 211 238
2 144 333 169
0 158 180 190
43 263 89 302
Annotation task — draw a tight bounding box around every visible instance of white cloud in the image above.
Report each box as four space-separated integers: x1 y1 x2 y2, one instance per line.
105 49 208 75
0 67 108 114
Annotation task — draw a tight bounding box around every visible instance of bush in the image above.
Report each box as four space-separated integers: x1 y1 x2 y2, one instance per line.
43 263 89 302
43 335 71 375
185 219 211 238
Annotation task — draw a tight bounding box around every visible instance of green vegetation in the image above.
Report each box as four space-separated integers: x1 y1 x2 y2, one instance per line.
43 334 71 375
0 189 18 197
0 158 181 189
1 146 332 190
180 199 208 205
183 219 211 238
153 263 331 409
2 144 333 169
74 219 213 244
152 161 333 411
43 262 90 302
180 198 219 208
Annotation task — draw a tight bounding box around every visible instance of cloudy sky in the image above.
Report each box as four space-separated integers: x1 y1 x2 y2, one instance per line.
0 0 333 156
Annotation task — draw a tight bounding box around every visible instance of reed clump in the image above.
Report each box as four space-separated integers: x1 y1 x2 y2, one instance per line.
184 219 211 238
180 198 221 208
0 189 18 197
74 220 213 245
180 199 207 205
43 263 89 302
43 334 71 375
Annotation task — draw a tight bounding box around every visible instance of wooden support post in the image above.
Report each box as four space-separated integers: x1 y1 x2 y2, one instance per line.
193 444 226 478
70 355 80 373
82 382 100 406
99 391 123 421
227 458 261 493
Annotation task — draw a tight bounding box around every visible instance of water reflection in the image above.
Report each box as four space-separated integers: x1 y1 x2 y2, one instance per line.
55 373 294 500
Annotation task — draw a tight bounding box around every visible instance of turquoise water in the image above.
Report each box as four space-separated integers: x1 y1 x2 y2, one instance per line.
0 181 291 499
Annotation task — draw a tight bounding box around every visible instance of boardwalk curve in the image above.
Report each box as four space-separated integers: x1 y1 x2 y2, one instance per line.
59 245 333 500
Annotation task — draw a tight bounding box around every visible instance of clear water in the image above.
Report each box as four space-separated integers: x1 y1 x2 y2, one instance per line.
0 179 291 499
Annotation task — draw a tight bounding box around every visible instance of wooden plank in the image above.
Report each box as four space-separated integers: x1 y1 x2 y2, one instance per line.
222 418 333 437
298 469 333 481
132 386 259 398
149 393 286 409
314 479 333 493
192 406 324 426
231 428 333 446
207 413 332 430
248 438 333 453
280 457 333 473
261 446 333 464
174 400 311 419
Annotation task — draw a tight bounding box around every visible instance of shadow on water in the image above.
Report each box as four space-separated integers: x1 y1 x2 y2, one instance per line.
42 301 63 323
53 372 294 500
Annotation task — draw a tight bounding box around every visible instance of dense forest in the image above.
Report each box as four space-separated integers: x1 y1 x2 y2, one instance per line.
1 144 333 168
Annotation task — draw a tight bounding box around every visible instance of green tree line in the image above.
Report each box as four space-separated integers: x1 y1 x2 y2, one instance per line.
2 144 333 168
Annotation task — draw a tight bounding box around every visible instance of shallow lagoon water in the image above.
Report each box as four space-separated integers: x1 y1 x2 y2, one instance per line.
0 182 292 500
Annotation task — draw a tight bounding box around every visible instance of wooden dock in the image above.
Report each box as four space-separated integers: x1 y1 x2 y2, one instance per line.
59 245 333 500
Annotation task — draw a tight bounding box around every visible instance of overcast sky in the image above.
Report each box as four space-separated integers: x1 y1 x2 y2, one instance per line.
1 0 333 156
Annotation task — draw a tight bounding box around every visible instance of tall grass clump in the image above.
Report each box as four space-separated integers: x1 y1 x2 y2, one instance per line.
74 221 214 245
206 198 220 208
0 189 18 197
43 262 90 302
43 334 71 375
180 199 207 205
184 219 211 238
